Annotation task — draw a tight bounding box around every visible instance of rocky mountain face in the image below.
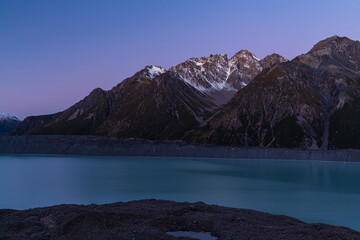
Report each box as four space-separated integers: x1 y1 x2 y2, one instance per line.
13 66 218 140
185 36 360 149
0 110 20 134
170 51 287 104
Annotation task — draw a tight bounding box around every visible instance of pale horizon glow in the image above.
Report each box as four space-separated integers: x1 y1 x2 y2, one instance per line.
1 0 360 119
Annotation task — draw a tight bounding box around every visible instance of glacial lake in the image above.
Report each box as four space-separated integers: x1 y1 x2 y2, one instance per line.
0 155 360 231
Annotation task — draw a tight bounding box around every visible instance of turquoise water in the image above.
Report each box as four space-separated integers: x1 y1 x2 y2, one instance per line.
0 155 360 231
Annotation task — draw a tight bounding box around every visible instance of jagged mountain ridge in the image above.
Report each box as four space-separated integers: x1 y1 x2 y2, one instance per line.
170 51 287 104
185 36 360 149
13 50 286 140
0 110 20 134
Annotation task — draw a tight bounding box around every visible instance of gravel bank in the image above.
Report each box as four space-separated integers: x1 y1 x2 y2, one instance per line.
0 135 360 161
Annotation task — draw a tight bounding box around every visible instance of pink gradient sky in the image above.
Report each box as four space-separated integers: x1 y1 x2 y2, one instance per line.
1 0 360 119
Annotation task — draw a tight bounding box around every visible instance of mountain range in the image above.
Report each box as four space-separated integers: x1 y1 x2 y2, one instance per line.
0 110 20 134
13 36 360 150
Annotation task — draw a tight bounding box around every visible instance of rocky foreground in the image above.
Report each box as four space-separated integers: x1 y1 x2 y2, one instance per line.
0 199 359 240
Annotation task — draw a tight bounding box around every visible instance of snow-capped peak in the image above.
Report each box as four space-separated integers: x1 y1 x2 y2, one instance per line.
0 110 19 121
145 65 166 79
169 50 286 93
237 50 260 60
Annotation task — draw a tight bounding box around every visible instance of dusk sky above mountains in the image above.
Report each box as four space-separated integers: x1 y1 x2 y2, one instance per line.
1 0 360 119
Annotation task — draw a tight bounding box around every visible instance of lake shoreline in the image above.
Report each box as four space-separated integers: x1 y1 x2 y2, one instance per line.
1 135 360 162
1 199 359 240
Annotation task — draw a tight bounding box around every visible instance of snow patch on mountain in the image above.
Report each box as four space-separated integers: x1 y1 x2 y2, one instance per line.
191 59 205 71
182 78 208 92
146 66 166 79
0 110 19 121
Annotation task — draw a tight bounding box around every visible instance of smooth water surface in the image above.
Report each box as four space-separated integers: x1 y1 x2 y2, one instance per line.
0 155 360 231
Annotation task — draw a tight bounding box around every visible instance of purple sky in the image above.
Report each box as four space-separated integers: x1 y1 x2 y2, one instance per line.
1 0 360 119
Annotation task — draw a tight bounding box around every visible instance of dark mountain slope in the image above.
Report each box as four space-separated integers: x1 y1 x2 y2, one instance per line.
26 88 109 135
14 66 217 140
94 71 216 140
12 113 60 135
184 62 325 148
